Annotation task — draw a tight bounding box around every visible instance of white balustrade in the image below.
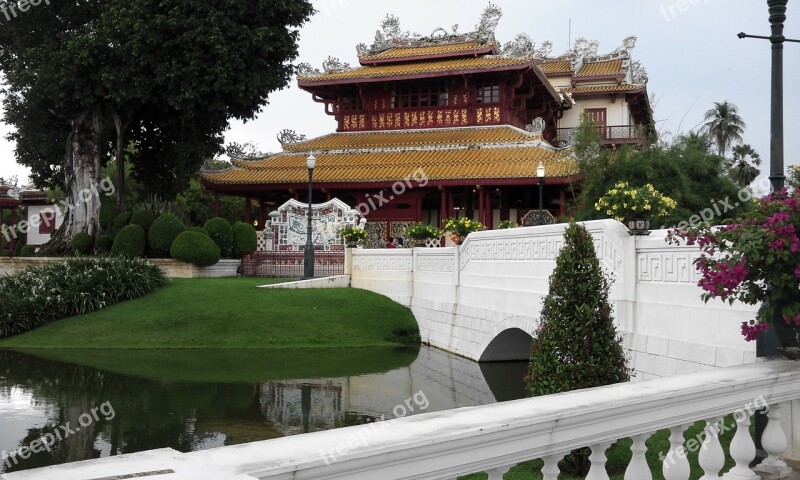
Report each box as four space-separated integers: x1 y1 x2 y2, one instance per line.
4 361 799 480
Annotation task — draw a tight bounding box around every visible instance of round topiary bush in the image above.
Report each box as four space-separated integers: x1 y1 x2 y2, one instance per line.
148 213 186 258
130 210 154 233
71 233 94 255
20 245 36 257
113 212 133 234
95 235 113 254
111 224 146 258
203 217 233 258
232 221 257 258
169 231 220 267
187 226 210 236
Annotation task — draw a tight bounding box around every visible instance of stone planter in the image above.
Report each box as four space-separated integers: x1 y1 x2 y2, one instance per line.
625 218 651 236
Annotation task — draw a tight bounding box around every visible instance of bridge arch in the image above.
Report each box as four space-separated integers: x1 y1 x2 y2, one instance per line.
478 328 533 362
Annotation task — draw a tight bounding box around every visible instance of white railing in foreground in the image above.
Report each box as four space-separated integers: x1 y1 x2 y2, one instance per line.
191 361 799 480
5 362 798 480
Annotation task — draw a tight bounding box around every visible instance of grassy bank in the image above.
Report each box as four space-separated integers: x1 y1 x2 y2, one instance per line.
0 278 419 349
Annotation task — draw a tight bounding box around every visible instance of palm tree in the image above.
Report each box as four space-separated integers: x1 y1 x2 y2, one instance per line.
729 144 761 188
702 101 746 157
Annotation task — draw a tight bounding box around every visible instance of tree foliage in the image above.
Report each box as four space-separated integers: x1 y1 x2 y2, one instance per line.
702 101 746 157
574 136 744 228
0 0 314 243
728 144 762 188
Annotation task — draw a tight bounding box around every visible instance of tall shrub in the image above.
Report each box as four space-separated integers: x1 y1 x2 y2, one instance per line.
232 221 257 258
203 217 234 258
170 231 221 267
111 224 146 258
148 213 186 258
526 221 631 475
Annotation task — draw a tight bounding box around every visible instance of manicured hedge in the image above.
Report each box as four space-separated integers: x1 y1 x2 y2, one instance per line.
111 224 146 258
203 217 233 258
187 226 209 236
71 233 94 255
20 245 36 257
170 231 220 267
0 257 166 338
130 210 154 233
232 221 257 258
113 212 133 234
148 213 186 258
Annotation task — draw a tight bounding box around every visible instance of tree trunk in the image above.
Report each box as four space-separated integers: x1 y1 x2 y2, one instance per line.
110 107 128 213
42 107 104 254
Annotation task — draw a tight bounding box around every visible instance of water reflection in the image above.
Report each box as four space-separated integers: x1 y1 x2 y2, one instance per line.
0 347 527 474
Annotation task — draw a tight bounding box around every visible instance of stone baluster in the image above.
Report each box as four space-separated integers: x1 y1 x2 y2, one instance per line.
699 417 725 480
625 433 653 480
722 412 758 480
663 424 690 480
486 466 511 480
541 453 564 480
586 442 611 480
755 402 794 478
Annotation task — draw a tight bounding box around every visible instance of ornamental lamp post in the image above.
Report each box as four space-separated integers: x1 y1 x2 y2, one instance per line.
737 0 799 192
537 161 545 211
304 152 316 279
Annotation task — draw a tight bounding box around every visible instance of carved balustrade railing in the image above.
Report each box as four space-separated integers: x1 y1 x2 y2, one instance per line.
200 361 799 480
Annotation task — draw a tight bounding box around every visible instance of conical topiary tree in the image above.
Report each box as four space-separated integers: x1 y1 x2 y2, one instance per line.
526 221 631 475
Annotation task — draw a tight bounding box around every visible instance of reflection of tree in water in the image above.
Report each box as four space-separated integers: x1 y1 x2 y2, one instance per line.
0 351 265 474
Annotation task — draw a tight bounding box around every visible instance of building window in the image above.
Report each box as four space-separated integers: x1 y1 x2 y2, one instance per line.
392 83 448 109
340 96 363 111
39 211 56 235
476 80 501 104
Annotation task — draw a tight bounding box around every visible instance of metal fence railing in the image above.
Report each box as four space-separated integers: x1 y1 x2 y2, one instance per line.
241 250 345 278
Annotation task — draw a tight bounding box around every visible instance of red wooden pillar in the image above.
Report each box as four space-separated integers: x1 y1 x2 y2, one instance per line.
244 196 251 225
559 188 567 219
213 193 220 217
258 201 267 231
477 187 484 225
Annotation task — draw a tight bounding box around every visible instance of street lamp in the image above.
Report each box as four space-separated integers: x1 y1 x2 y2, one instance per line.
737 0 799 191
537 160 545 211
304 152 316 279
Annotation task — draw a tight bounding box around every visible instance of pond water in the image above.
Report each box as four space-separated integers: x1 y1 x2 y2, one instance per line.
0 347 527 474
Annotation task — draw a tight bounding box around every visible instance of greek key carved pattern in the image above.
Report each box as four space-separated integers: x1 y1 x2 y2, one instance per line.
638 252 700 284
352 254 413 272
416 254 455 273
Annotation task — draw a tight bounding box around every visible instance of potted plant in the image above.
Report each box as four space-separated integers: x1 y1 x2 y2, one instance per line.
403 222 443 247
339 224 367 248
444 217 485 245
498 220 518 229
595 182 677 235
668 188 800 358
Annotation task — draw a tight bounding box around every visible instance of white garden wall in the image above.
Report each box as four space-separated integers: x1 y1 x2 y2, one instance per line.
350 220 757 378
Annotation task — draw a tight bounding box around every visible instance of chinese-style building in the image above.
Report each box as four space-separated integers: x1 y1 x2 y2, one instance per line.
202 6 653 247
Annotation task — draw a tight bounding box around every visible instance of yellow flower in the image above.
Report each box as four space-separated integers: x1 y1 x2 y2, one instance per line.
643 203 651 211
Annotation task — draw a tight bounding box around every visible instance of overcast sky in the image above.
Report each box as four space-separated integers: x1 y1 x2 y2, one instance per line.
1 0 798 189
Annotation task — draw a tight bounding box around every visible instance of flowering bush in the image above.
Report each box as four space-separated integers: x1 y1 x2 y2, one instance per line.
595 182 677 222
0 257 166 338
339 225 368 244
403 222 442 240
444 217 485 237
498 220 518 229
668 188 800 341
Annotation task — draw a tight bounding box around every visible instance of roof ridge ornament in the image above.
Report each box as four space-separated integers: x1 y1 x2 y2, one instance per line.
277 129 308 146
321 56 351 74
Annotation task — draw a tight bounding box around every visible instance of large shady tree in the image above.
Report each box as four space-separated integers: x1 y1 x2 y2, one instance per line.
0 0 314 250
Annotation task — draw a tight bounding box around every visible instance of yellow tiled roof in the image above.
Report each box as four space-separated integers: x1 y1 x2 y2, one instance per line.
298 56 534 83
538 60 572 75
203 127 576 186
562 84 645 95
283 126 542 152
577 59 624 77
205 148 575 185
358 42 494 62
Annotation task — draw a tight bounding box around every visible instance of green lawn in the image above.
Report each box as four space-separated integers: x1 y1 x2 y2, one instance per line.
0 277 420 350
